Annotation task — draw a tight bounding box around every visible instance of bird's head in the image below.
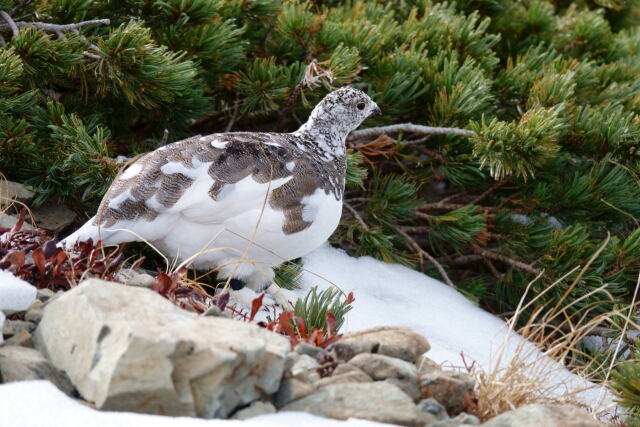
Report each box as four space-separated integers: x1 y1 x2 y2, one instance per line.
294 87 381 159
314 87 382 131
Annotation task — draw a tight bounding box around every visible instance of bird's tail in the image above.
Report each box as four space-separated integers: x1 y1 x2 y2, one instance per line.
59 217 132 249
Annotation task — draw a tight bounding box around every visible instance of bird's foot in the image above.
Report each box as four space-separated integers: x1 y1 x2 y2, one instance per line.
265 283 295 311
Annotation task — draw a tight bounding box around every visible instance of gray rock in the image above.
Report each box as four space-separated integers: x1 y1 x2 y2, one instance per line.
275 378 315 408
480 404 601 427
329 326 430 362
30 203 76 233
0 181 34 207
428 412 480 426
281 382 421 426
331 362 365 376
0 346 74 395
288 354 321 383
3 319 36 337
125 273 156 289
231 401 277 420
33 279 291 418
294 342 323 359
314 368 372 388
203 305 223 317
25 300 44 323
36 288 57 303
416 355 442 376
348 353 420 400
419 398 449 420
0 213 33 230
3 330 33 347
420 371 476 416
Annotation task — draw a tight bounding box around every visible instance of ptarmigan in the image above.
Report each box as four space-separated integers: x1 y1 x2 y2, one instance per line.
62 87 381 307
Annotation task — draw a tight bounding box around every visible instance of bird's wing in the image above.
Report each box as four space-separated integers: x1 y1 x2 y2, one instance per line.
91 132 335 241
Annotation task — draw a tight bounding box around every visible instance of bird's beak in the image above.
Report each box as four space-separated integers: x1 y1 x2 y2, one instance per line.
371 106 382 116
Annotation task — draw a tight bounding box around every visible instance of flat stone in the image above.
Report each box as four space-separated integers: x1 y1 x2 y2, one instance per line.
348 353 420 400
231 401 277 420
0 181 34 207
420 371 476 416
275 378 315 408
329 326 430 362
33 279 291 418
281 382 421 426
2 319 36 337
0 213 33 230
0 346 74 395
30 203 76 233
480 404 601 427
314 368 373 388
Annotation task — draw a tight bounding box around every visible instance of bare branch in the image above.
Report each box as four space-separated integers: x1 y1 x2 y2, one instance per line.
420 202 502 212
0 11 19 36
349 123 475 141
440 250 541 276
0 18 110 34
469 178 509 205
478 249 541 275
343 201 370 231
397 228 456 288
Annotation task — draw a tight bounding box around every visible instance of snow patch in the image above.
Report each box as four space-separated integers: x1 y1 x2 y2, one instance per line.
0 381 385 427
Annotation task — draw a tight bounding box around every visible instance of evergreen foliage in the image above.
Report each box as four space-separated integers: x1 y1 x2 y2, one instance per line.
1 0 640 406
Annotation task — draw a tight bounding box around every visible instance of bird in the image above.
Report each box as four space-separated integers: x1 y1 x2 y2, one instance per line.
61 87 381 308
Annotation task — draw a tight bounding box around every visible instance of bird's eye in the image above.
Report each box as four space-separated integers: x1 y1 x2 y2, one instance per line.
356 102 366 110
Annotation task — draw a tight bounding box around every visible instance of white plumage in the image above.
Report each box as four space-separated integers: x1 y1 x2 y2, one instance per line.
62 87 381 306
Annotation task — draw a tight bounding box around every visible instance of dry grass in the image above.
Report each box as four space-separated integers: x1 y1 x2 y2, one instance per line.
469 236 640 423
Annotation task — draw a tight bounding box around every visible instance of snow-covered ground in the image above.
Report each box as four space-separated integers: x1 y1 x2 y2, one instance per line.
0 244 615 425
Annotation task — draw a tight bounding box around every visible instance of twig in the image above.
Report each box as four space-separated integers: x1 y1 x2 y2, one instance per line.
477 249 541 275
483 258 509 285
343 201 369 231
397 228 456 288
420 202 502 212
470 178 509 205
0 18 110 33
439 250 541 276
349 123 474 141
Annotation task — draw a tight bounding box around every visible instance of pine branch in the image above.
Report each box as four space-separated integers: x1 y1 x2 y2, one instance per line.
348 123 475 141
0 17 110 34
